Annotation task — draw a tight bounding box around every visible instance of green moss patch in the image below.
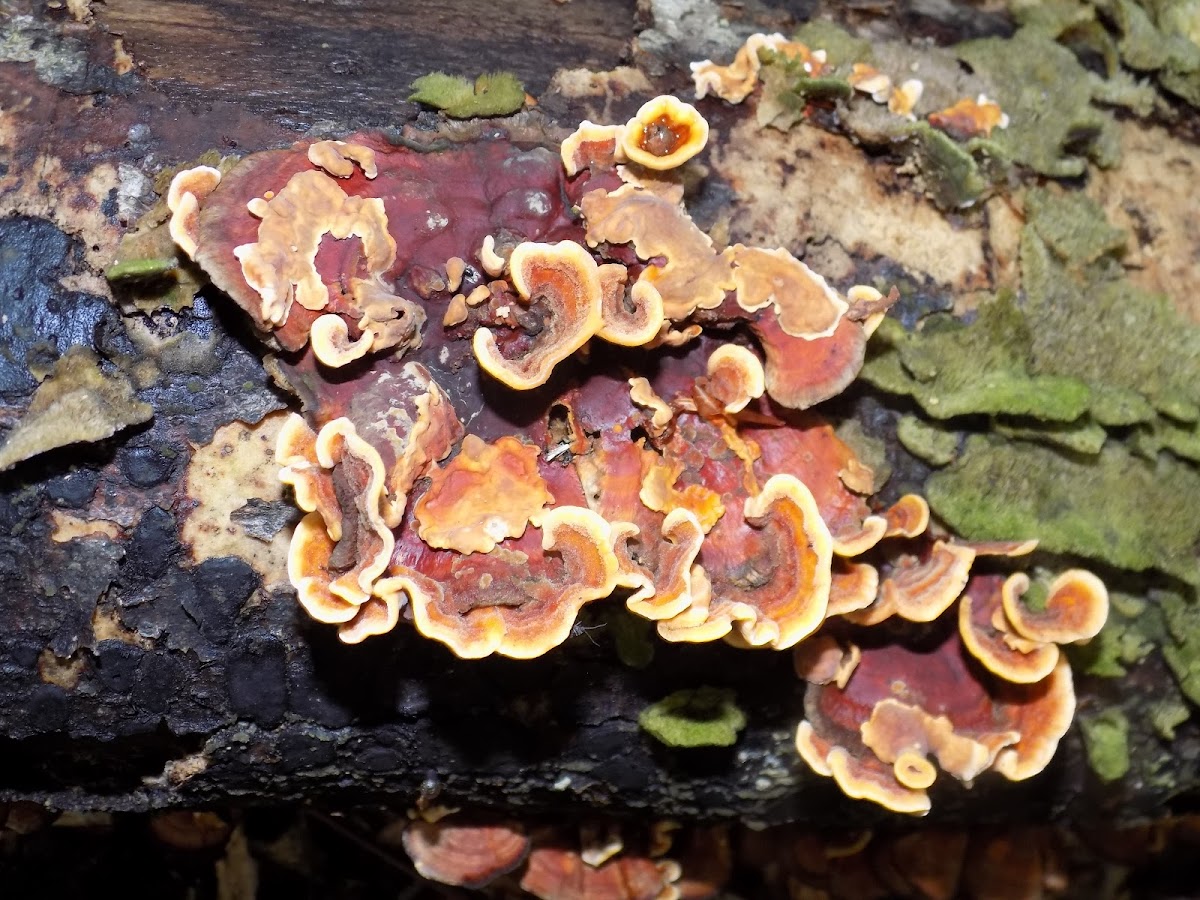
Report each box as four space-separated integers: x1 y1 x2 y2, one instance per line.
1079 708 1131 781
408 71 526 119
926 437 1200 585
638 687 747 748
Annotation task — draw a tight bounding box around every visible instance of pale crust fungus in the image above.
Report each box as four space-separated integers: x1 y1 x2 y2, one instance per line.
306 140 379 179
888 79 924 120
473 240 604 389
732 246 849 340
167 165 222 260
414 434 554 555
401 818 531 889
561 121 627 176
233 169 397 328
596 264 666 347
702 344 765 415
848 63 892 103
621 95 709 171
580 184 736 321
691 33 821 104
928 95 1010 141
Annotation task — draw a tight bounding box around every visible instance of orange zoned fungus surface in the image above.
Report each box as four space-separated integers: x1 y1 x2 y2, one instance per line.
401 817 530 889
473 240 604 389
414 434 553 555
621 95 709 171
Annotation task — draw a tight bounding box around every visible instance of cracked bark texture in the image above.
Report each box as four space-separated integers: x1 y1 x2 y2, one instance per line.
1 0 1198 826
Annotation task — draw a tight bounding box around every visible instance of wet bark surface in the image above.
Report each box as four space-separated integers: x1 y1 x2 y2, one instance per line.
1 0 1198 827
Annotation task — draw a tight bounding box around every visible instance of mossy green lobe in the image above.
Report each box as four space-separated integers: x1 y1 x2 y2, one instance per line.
408 72 525 119
1079 708 1131 781
638 687 747 748
926 437 1200 585
1025 187 1127 264
896 415 959 466
956 28 1119 176
860 298 1092 421
791 20 873 67
1020 213 1200 422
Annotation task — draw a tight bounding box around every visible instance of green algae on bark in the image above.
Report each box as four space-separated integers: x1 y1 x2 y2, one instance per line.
956 28 1120 176
896 415 959 466
860 297 1092 422
1079 709 1132 782
638 687 747 748
926 437 1200 586
408 71 526 118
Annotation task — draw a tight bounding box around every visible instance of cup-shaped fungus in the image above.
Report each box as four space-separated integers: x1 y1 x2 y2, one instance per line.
621 95 709 171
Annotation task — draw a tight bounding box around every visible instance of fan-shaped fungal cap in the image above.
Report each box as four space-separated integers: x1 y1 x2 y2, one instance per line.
659 474 833 650
398 504 624 659
597 267 666 347
883 540 976 623
309 313 374 367
401 818 530 888
561 121 627 176
848 63 892 103
285 418 395 628
691 33 819 103
797 626 1077 813
883 494 930 538
473 240 604 389
277 413 341 538
622 95 709 171
306 139 379 179
1002 569 1109 645
414 434 553 555
521 844 681 900
580 184 736 321
991 656 1077 782
703 344 765 414
167 165 222 260
749 312 865 410
888 79 924 119
732 246 848 340
234 169 397 327
793 635 860 689
959 574 1060 684
929 94 1010 141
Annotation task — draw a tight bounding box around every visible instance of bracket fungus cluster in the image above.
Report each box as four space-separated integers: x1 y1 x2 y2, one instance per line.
394 812 730 899
168 94 1107 813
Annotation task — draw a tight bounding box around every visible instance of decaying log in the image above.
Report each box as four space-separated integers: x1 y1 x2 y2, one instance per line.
2 0 1199 828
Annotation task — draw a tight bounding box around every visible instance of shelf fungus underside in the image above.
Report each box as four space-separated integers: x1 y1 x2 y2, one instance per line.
172 99 1108 814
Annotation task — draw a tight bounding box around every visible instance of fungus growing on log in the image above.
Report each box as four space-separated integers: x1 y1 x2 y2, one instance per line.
163 97 1106 815
796 623 1078 815
400 817 530 888
167 165 221 260
691 33 822 103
